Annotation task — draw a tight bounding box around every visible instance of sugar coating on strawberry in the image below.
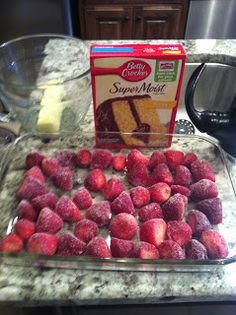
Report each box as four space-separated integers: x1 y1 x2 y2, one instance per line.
130 186 150 208
148 163 173 186
174 165 192 186
0 234 23 253
32 192 59 212
127 162 148 187
91 149 112 169
111 191 135 215
167 221 192 247
110 213 138 240
196 198 222 225
164 150 184 170
36 207 64 234
25 151 45 169
55 196 82 222
149 182 171 203
16 176 48 201
103 178 125 201
138 203 163 222
86 201 111 227
73 187 92 209
162 193 187 221
191 159 215 182
110 237 134 258
185 239 208 260
187 209 211 237
190 179 218 201
126 149 149 170
54 150 78 169
41 157 61 177
183 152 197 167
84 168 106 191
77 149 92 168
112 155 126 171
16 200 37 221
140 218 167 247
85 237 112 258
74 219 99 243
27 233 58 255
24 166 45 184
57 232 86 256
50 167 73 191
134 241 159 259
14 219 36 241
158 240 185 259
200 229 228 259
171 185 191 197
148 151 167 170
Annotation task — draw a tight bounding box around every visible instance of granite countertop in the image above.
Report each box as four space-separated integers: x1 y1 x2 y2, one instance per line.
0 39 236 305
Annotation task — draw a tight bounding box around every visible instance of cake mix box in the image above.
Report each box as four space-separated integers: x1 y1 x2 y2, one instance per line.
90 44 186 148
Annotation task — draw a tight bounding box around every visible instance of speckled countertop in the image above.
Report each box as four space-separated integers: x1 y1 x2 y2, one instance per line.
0 39 236 305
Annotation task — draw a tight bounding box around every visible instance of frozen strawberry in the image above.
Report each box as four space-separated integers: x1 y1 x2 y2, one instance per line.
158 240 185 259
126 149 149 170
171 185 191 197
140 218 167 247
183 152 197 167
84 168 106 191
148 163 173 186
110 237 134 258
25 151 45 169
41 157 61 177
0 234 23 253
191 159 215 182
74 219 99 243
111 191 135 215
112 154 126 171
167 221 192 247
14 219 36 241
190 179 218 201
55 196 82 222
196 198 222 225
200 229 228 259
85 237 112 258
86 201 111 227
55 150 77 169
164 150 184 170
185 239 208 260
27 233 58 255
77 149 92 168
110 213 138 240
127 162 148 187
16 200 37 221
138 203 163 222
103 178 125 201
134 241 159 259
130 186 150 208
24 166 45 184
73 187 92 209
50 167 73 191
148 151 167 170
162 193 187 221
187 210 211 236
174 165 192 186
57 232 86 256
36 207 63 234
91 149 112 169
16 176 48 200
32 192 59 212
149 182 171 203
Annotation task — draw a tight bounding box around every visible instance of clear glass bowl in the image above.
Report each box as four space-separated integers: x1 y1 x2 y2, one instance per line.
0 34 91 133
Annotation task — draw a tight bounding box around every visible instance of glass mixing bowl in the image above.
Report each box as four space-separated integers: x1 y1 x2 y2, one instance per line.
0 34 91 133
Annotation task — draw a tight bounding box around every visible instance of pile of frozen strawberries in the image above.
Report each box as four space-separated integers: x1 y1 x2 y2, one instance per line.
0 147 229 260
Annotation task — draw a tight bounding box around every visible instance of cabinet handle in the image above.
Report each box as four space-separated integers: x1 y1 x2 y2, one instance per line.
136 15 142 21
123 16 130 22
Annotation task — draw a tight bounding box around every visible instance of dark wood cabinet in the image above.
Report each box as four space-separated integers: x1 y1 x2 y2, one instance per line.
78 0 189 40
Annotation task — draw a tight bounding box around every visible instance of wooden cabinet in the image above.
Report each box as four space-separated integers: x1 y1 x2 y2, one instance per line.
78 0 189 40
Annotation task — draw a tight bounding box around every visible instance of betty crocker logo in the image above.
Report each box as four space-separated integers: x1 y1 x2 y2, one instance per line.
120 60 151 81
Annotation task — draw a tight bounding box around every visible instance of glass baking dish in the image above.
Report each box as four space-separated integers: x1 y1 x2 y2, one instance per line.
0 131 235 272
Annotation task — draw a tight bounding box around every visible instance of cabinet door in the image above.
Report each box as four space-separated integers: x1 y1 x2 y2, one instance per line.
81 5 132 39
134 5 185 39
